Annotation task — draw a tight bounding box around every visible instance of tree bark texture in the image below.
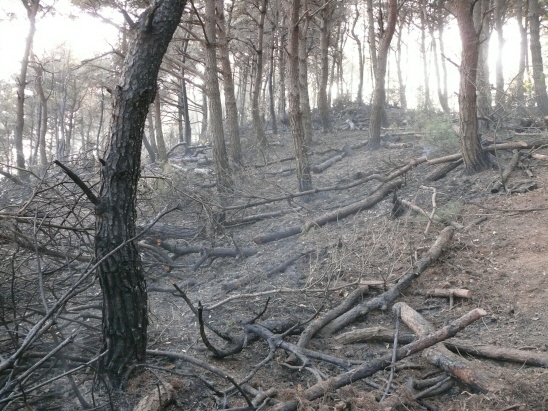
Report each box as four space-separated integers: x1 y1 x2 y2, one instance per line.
473 0 492 125
317 3 331 132
204 0 232 193
298 9 313 145
494 0 506 116
15 0 40 175
287 0 312 192
95 0 186 389
368 0 397 150
216 0 242 164
529 0 548 116
252 0 268 147
455 0 491 173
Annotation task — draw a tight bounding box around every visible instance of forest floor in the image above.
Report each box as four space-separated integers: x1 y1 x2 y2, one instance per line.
1 108 547 411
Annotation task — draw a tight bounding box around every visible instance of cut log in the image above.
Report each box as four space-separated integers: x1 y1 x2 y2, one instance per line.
271 308 486 411
423 288 471 298
334 326 415 345
319 226 455 336
311 152 347 173
133 380 182 411
444 339 548 367
531 153 548 161
394 302 502 393
253 179 402 244
491 149 520 193
426 153 463 165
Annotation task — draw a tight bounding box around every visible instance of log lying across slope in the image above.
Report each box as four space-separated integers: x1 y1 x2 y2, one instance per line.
253 179 402 244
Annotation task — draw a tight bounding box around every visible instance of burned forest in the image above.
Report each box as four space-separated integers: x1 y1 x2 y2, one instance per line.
0 0 547 410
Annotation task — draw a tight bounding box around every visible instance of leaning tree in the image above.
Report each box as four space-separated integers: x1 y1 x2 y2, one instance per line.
94 0 186 389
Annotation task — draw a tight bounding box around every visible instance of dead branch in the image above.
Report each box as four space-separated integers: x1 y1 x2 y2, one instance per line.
311 151 347 173
424 159 463 181
266 249 314 278
159 243 257 259
271 308 486 411
491 149 520 193
319 226 455 336
253 180 402 244
334 326 415 345
394 302 502 393
444 339 548 367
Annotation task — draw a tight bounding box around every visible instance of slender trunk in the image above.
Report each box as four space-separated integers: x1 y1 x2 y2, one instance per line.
238 58 248 127
153 91 167 162
96 0 186 388
515 0 527 108
287 0 312 192
367 0 378 88
318 3 331 132
142 133 156 163
328 21 340 106
201 92 208 139
420 1 431 110
252 0 268 147
205 0 232 192
369 0 397 150
277 17 287 122
33 63 49 165
14 0 40 175
216 0 242 164
438 17 450 112
454 0 491 173
298 10 312 144
268 40 278 135
529 0 548 115
395 22 407 110
494 0 505 116
474 0 492 126
430 22 450 113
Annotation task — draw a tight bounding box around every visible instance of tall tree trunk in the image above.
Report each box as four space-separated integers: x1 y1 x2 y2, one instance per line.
153 91 168 163
367 0 378 88
350 4 364 105
420 1 431 111
287 0 312 192
238 57 248 127
395 19 407 110
494 0 506 116
430 23 450 113
268 39 278 135
277 17 287 122
529 0 548 116
96 0 186 389
369 0 397 150
200 92 208 139
15 0 40 176
437 15 450 112
33 62 49 166
515 0 527 109
454 0 491 173
216 0 242 164
474 0 492 126
318 3 331 132
298 9 313 145
205 0 232 192
328 21 341 106
252 0 268 147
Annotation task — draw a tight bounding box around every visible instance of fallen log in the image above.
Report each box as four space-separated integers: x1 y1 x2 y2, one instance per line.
158 243 257 259
311 152 347 173
137 222 198 240
424 159 463 181
266 249 315 278
531 153 548 161
334 326 415 345
319 226 455 336
253 179 402 244
394 302 502 393
271 308 486 411
223 210 291 227
491 149 520 193
444 339 548 368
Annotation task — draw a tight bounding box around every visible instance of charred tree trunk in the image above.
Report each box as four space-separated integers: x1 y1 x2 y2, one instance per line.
420 1 431 110
515 0 527 109
350 4 364 105
277 16 287 123
268 32 278 135
454 0 491 173
95 0 186 389
205 0 232 192
252 0 268 148
216 0 242 164
474 0 492 127
287 0 312 192
395 19 407 111
298 8 312 145
317 4 331 133
147 111 158 156
437 14 450 113
32 62 49 166
494 0 506 116
529 0 548 115
369 0 397 150
153 91 168 163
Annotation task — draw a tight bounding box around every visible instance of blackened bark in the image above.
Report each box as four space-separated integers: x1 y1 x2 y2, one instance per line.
369 0 397 150
318 3 331 132
454 0 491 173
216 0 242 164
32 62 49 166
529 0 548 115
205 0 232 193
252 0 268 148
287 0 312 192
298 11 312 145
350 4 364 105
95 0 186 389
